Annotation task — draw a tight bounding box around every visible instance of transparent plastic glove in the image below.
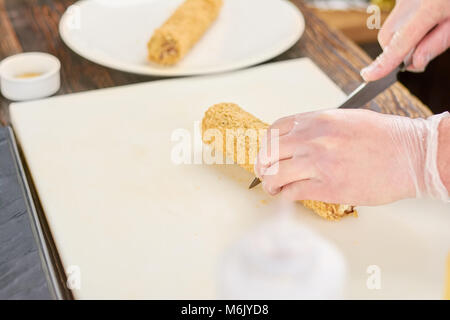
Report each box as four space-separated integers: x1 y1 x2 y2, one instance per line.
255 109 450 206
361 0 450 81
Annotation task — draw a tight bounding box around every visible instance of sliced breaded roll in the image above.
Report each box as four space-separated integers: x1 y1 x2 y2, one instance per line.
147 0 223 65
202 103 357 221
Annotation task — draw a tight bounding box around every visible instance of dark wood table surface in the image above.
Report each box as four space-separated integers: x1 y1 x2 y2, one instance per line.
0 0 432 127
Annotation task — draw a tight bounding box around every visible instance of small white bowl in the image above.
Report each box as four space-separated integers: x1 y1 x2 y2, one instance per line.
0 52 61 101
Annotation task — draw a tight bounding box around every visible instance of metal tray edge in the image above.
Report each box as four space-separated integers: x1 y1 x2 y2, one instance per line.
6 126 71 300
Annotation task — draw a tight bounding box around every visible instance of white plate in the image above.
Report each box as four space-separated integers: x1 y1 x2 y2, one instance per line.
59 0 305 76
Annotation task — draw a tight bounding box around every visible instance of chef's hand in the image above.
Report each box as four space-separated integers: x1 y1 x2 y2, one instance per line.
255 109 450 206
361 0 450 81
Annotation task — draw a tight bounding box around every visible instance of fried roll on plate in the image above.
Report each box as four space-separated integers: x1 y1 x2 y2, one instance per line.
148 0 223 65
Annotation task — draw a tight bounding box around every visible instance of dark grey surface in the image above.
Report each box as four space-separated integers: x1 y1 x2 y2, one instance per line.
0 127 52 300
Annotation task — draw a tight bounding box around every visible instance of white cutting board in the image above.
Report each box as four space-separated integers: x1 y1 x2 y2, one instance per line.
10 58 450 299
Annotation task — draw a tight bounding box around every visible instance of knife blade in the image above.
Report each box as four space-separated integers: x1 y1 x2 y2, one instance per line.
338 51 413 110
337 65 401 109
249 61 409 189
249 177 261 189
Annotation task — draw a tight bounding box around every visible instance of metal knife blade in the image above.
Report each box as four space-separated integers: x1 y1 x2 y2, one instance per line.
249 62 406 189
338 65 401 109
249 177 261 189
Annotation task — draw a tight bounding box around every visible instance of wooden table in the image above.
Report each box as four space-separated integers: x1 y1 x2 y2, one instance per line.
0 0 431 125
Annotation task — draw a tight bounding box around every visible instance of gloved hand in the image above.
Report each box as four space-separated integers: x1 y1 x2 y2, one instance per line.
361 0 450 81
255 109 450 206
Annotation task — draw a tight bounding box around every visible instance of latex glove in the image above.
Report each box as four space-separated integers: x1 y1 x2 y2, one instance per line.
361 0 450 81
255 109 449 206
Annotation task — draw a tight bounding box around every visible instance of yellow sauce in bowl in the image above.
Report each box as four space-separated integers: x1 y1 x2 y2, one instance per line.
15 72 42 79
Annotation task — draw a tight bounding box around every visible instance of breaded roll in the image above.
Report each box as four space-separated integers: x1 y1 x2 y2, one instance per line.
147 0 223 65
202 103 357 221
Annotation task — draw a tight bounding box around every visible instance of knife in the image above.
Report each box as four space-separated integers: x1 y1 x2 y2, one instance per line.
249 59 411 189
